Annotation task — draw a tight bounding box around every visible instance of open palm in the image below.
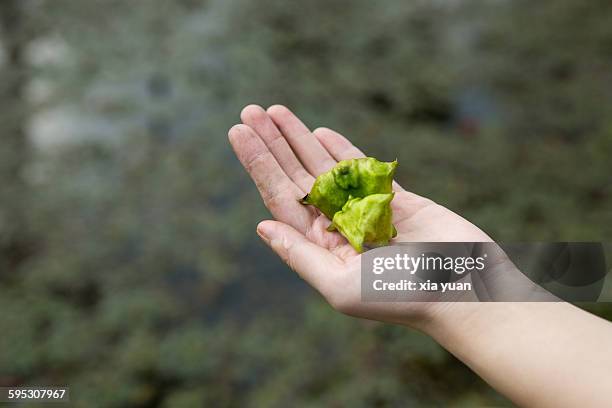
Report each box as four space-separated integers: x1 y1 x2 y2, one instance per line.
229 105 492 325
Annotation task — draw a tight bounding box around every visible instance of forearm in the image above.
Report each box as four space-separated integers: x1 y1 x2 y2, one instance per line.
423 302 612 407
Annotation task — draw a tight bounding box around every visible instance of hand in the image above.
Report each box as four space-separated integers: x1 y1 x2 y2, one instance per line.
229 106 612 408
228 105 492 329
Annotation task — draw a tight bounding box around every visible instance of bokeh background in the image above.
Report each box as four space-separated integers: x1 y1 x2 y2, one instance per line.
1 0 611 406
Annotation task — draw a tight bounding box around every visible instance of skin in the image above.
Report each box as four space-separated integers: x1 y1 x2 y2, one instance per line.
228 104 612 408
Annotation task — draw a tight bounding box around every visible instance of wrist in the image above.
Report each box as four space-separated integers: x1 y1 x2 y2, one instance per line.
415 301 482 338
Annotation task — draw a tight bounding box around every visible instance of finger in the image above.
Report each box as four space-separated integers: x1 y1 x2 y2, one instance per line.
240 105 315 193
266 105 336 176
313 127 405 192
313 127 365 159
257 220 343 298
228 124 315 232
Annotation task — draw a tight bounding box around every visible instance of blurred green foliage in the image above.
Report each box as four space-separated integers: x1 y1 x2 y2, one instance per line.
0 0 611 406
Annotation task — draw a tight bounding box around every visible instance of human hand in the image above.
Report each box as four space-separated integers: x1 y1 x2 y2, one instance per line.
230 105 612 408
228 105 493 329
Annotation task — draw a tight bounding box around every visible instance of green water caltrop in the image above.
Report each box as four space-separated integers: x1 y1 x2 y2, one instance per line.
300 157 397 218
330 193 397 253
300 157 398 252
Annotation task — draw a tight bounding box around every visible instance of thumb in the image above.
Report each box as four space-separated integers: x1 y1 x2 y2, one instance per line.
256 220 341 295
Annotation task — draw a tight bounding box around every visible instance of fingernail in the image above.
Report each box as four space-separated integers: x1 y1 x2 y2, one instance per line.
257 221 273 242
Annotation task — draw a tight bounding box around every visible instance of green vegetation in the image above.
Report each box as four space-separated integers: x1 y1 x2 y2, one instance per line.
0 0 611 406
330 193 396 253
301 157 397 252
302 158 397 220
